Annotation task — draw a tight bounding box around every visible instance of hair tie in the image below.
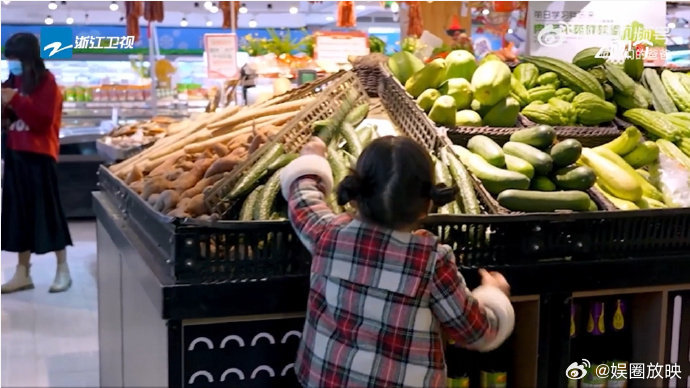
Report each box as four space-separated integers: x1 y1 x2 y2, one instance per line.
429 183 458 206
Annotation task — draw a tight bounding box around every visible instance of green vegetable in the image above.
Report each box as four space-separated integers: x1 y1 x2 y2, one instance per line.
554 88 576 102
580 148 642 202
267 152 298 172
444 50 477 81
456 110 483 127
509 125 556 149
405 58 447 97
553 165 596 191
572 47 606 69
444 148 481 214
571 92 617 126
471 60 512 106
229 144 284 199
527 85 556 103
537 72 559 87
439 78 473 109
522 55 605 98
503 141 553 175
416 88 441 112
605 63 636 96
510 76 531 107
345 103 369 126
482 97 520 127
550 139 582 167
468 135 505 167
428 95 457 127
257 168 284 220
623 141 659 168
522 100 563 126
513 63 539 89
597 126 641 155
455 146 530 195
388 51 425 84
341 122 363 157
641 68 678 114
530 176 557 191
504 154 535 179
240 187 263 221
497 189 592 212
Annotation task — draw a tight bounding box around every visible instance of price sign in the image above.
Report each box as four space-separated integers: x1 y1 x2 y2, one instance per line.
204 33 239 79
314 31 369 64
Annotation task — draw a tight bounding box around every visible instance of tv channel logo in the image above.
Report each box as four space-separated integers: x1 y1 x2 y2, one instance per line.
40 27 73 59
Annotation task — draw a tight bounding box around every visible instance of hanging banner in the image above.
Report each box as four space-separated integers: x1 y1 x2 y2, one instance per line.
313 31 369 64
527 1 667 65
204 33 238 79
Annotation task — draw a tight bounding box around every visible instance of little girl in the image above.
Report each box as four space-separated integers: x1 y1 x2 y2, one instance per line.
280 136 514 388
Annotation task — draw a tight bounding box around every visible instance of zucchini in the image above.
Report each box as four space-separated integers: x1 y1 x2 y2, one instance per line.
594 183 639 210
596 126 641 156
553 165 596 191
267 152 298 172
636 196 666 209
504 154 535 179
467 135 505 167
257 168 284 220
530 176 557 191
503 141 554 175
550 139 583 168
443 147 481 214
229 144 284 199
580 148 642 201
341 122 363 157
239 187 263 221
497 189 592 212
596 147 663 201
344 103 370 126
509 125 556 149
454 146 530 195
622 141 659 168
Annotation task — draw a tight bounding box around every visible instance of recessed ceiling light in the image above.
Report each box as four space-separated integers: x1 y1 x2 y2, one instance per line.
210 4 219 13
326 15 334 22
206 20 213 27
356 4 366 11
45 15 54 24
203 1 212 10
239 3 247 13
482 8 490 15
66 16 74 24
668 22 677 29
390 2 399 13
109 1 119 11
507 28 513 34
2 1 11 5
248 18 257 28
289 6 298 14
48 1 57 10
180 17 188 27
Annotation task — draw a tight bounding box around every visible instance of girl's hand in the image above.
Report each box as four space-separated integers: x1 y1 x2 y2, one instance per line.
301 137 327 157
1 88 16 106
479 268 510 296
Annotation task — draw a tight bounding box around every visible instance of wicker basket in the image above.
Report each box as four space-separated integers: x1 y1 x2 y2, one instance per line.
205 71 369 217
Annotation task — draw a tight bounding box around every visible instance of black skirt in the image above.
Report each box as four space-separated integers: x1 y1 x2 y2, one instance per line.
2 150 72 254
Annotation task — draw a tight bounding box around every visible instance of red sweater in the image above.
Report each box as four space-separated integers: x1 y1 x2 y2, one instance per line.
5 71 62 160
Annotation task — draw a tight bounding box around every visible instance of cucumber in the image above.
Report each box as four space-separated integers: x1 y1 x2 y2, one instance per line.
341 122 363 157
267 152 298 172
509 125 556 149
497 189 592 212
328 150 348 185
553 165 596 191
443 147 481 214
503 141 554 175
252 185 266 220
504 154 535 179
588 200 599 211
313 119 333 142
456 148 530 195
530 176 557 191
239 187 263 221
467 135 505 167
229 144 284 199
344 103 369 126
434 158 453 187
550 139 583 167
257 168 284 220
623 141 659 168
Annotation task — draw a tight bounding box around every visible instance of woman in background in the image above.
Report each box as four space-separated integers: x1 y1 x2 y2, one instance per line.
1 32 72 293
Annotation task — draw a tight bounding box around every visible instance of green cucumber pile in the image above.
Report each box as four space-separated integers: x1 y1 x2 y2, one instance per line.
451 125 600 212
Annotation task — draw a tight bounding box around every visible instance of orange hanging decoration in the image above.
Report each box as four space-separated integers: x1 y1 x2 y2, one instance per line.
405 1 423 38
337 1 356 28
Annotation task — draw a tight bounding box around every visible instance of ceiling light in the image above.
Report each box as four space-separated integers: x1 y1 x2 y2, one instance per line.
206 20 213 27
2 1 11 5
48 1 57 10
66 16 74 24
203 0 212 10
390 2 399 13
45 15 54 25
248 18 257 28
326 15 334 22
507 28 513 34
109 1 119 11
180 17 188 27
239 3 247 13
210 4 219 13
289 6 298 14
668 22 676 29
482 8 490 15
356 5 366 11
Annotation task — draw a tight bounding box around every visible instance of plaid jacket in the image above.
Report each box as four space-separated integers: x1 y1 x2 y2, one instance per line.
281 155 512 388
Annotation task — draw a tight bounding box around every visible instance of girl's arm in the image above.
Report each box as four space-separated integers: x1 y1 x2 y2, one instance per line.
280 153 336 254
429 244 514 352
7 75 58 132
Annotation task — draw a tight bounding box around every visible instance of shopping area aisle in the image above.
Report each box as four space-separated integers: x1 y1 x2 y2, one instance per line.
1 221 99 387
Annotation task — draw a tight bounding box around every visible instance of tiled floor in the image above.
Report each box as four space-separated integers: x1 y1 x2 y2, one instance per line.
1 221 100 387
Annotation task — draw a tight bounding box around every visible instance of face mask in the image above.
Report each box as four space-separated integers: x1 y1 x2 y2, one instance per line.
7 60 22 76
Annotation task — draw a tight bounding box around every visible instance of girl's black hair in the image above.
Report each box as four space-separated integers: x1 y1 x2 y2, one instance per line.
4 33 47 95
337 136 457 229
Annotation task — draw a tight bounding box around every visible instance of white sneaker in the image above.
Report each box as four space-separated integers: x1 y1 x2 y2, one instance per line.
49 262 72 293
1 264 34 294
